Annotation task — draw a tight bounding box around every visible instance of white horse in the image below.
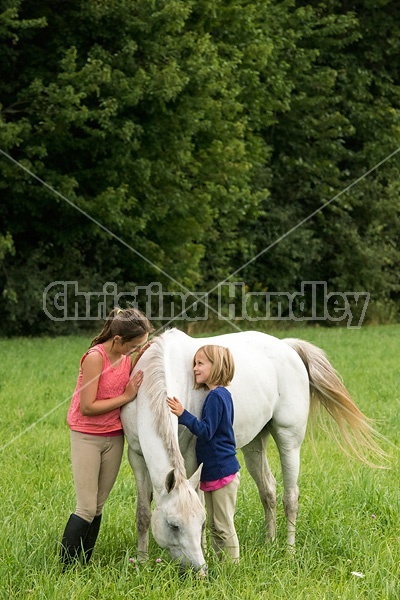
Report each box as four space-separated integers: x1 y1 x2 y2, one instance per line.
121 328 383 572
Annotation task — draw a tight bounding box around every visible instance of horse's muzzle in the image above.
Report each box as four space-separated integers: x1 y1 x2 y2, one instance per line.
179 561 208 578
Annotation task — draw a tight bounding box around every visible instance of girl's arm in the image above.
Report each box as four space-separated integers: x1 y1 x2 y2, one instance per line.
167 393 222 441
80 352 143 416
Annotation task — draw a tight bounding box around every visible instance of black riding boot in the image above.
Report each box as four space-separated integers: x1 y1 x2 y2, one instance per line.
60 514 91 567
83 514 102 564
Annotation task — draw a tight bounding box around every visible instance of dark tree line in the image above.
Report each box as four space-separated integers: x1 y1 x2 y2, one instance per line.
1 0 400 335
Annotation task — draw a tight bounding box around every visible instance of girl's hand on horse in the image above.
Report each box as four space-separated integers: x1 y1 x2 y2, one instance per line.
125 370 144 402
167 396 184 417
132 341 153 367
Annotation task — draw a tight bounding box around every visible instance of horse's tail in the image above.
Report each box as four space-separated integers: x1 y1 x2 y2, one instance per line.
283 338 387 468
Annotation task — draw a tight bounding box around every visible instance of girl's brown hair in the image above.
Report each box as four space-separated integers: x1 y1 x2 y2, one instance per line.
89 307 153 348
193 345 235 390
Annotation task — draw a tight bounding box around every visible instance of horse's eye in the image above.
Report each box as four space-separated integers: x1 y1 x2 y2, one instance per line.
168 523 179 532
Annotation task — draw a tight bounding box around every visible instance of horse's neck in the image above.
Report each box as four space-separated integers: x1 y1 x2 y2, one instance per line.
137 397 177 495
136 332 190 493
163 332 204 415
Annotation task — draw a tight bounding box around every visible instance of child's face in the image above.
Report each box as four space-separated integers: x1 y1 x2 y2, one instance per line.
117 333 149 356
193 350 212 387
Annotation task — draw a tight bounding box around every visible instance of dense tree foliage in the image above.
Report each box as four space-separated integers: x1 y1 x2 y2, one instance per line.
1 0 399 335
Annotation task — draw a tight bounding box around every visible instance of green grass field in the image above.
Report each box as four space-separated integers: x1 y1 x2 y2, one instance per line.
0 325 399 599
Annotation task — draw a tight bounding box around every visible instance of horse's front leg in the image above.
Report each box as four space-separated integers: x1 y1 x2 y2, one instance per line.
127 446 153 561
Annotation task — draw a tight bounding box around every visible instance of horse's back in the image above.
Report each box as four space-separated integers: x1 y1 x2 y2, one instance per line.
190 330 310 448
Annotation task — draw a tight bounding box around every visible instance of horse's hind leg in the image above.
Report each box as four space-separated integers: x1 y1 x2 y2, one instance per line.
241 429 277 542
271 426 301 547
127 446 153 561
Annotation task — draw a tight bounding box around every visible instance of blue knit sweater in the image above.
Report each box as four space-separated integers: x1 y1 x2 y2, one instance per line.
178 386 240 482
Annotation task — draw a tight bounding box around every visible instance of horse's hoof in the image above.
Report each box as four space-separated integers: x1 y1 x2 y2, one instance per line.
197 567 207 579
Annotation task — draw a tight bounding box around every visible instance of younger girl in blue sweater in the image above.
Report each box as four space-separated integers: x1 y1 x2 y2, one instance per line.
167 345 240 562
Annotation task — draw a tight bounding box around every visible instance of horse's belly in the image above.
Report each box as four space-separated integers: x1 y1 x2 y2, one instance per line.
232 393 274 448
226 340 308 448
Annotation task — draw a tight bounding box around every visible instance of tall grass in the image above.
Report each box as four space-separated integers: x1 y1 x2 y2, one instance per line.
0 325 399 599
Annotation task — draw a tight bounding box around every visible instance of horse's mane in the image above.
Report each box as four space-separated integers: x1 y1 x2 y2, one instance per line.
144 331 187 481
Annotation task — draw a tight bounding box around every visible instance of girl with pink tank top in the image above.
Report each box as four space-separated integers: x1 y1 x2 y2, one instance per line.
59 307 153 568
68 344 132 435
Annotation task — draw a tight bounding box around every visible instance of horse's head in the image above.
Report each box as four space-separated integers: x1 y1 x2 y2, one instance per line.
151 465 207 575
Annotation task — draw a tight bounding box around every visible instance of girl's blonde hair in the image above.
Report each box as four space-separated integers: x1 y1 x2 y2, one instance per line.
193 345 235 390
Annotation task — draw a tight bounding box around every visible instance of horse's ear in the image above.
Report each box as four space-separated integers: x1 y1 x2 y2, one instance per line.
188 463 203 491
165 469 176 493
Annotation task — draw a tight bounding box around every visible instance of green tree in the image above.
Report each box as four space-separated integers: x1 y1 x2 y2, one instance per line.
0 0 276 334
236 0 400 322
1 0 400 335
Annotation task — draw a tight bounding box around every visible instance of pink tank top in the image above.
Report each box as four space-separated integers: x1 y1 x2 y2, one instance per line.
67 344 132 435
